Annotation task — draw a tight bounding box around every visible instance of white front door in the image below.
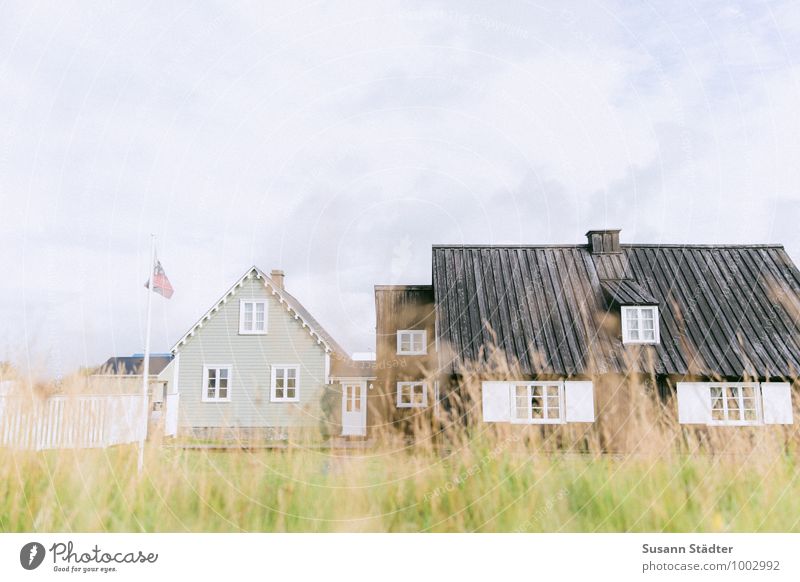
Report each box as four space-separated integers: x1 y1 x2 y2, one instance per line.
341 381 367 436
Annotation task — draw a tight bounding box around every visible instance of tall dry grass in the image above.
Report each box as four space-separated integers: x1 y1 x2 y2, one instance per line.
2 346 800 532
2 428 799 532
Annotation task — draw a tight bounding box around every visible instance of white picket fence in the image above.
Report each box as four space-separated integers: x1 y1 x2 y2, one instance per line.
0 394 146 450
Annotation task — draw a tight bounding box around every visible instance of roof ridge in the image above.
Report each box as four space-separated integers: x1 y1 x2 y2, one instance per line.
431 243 785 249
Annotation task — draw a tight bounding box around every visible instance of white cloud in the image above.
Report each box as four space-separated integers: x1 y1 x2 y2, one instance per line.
0 0 798 375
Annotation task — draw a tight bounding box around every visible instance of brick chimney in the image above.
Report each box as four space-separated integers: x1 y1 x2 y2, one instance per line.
586 229 621 254
270 269 285 290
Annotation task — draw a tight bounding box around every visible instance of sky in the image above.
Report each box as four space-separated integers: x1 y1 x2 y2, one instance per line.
1 1 798 377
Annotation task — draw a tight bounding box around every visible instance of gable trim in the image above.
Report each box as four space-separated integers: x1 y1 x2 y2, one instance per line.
170 266 335 354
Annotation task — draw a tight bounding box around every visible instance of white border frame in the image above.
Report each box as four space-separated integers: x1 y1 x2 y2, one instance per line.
396 381 428 408
271 364 301 402
621 306 660 344
708 382 762 426
238 299 268 335
396 330 427 355
509 381 566 425
201 364 232 403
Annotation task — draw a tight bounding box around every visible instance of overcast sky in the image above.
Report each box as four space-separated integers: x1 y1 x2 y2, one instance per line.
1 1 799 377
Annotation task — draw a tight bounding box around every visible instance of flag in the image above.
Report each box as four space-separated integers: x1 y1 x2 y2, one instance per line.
145 259 174 299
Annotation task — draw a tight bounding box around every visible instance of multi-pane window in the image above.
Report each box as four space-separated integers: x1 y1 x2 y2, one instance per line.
396 330 427 355
344 384 363 412
202 366 231 402
621 306 659 344
397 382 428 408
239 300 267 334
710 384 759 424
271 365 300 402
511 382 563 424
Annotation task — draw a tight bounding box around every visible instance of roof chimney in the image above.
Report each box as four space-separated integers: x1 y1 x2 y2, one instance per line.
586 229 621 254
270 269 285 290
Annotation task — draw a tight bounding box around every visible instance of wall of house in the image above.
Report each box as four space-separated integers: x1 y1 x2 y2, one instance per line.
371 286 438 433
174 274 329 435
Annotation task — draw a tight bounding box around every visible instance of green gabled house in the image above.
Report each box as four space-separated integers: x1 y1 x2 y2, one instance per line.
159 266 374 440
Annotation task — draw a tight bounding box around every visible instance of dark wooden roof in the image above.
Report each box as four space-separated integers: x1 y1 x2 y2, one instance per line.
431 244 800 379
600 279 658 306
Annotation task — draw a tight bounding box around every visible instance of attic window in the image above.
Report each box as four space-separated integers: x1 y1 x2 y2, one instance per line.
621 306 659 344
239 300 267 334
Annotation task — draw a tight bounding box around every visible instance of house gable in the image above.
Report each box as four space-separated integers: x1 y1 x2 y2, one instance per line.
171 266 344 356
171 267 346 430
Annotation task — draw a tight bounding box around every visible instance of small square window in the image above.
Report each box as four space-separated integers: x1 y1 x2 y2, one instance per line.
621 306 660 344
239 300 268 334
397 382 428 408
271 365 300 402
396 330 427 355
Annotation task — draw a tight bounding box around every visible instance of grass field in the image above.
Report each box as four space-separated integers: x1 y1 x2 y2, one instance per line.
2 433 799 532
3 367 799 532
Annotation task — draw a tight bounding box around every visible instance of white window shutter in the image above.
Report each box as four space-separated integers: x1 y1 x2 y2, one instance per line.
481 382 511 422
761 382 793 425
677 383 712 424
564 381 595 422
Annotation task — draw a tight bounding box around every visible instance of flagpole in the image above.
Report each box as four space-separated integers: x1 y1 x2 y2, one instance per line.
138 233 156 474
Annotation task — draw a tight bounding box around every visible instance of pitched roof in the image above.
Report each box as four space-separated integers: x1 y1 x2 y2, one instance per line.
171 266 348 356
432 244 800 379
95 354 173 376
600 279 658 306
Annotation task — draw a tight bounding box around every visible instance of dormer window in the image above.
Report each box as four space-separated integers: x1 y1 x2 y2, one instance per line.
239 300 267 334
397 330 427 355
621 306 659 344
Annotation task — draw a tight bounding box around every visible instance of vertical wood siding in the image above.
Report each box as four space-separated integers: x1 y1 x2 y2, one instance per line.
432 245 800 379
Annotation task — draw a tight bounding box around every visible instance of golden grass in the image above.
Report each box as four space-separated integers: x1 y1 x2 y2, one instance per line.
2 347 799 533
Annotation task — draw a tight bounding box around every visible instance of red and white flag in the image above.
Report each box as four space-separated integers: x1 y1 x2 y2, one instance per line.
145 259 174 298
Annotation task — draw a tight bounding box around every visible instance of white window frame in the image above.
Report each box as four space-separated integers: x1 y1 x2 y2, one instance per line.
201 365 232 403
239 300 268 335
397 381 428 408
621 306 660 344
271 364 300 402
510 381 565 425
396 330 427 355
708 382 761 426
